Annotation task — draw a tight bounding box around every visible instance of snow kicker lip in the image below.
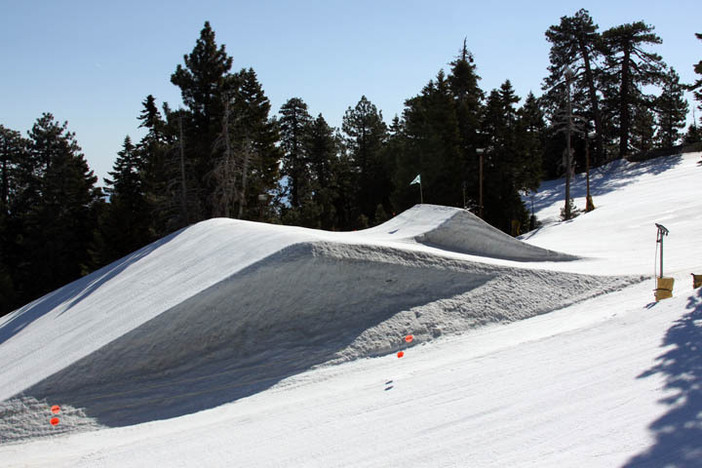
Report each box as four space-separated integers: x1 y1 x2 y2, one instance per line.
414 206 579 262
360 205 578 262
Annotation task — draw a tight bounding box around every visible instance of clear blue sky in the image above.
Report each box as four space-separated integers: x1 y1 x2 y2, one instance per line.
2 0 700 184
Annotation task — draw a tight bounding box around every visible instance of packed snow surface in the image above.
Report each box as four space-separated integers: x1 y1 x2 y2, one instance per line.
1 152 701 466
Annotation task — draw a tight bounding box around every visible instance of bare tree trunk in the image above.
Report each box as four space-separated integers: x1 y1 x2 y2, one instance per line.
579 39 605 164
619 48 632 158
564 68 574 220
237 139 251 219
178 115 188 225
220 100 236 218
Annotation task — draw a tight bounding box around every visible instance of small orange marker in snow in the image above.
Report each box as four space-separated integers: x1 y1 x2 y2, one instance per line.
50 417 60 426
51 405 60 414
405 335 414 343
397 351 404 358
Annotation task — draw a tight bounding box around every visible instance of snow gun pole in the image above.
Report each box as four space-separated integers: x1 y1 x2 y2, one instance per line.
655 223 669 278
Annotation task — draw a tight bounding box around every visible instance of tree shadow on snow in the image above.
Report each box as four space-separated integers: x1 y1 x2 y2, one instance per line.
16 243 497 427
0 230 182 346
624 288 702 466
529 155 683 215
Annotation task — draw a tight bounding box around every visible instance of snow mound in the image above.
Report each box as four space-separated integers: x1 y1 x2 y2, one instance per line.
1 202 636 431
362 204 577 261
9 239 637 428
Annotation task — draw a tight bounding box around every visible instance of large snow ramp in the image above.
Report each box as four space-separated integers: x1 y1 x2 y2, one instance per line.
0 205 633 433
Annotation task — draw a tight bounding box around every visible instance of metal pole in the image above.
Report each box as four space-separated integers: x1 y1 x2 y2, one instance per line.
655 223 669 278
659 231 664 278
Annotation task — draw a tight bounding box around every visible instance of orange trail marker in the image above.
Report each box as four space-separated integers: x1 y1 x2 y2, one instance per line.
51 405 61 414
397 351 404 358
405 335 414 343
50 417 60 426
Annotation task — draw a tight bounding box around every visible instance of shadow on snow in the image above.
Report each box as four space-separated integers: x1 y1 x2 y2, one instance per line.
0 229 182 346
624 288 702 466
528 154 683 216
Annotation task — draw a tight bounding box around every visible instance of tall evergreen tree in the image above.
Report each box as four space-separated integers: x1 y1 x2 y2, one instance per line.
448 40 485 207
0 125 27 216
480 81 535 232
279 97 313 212
136 95 170 235
306 114 341 230
18 114 101 301
601 21 666 158
170 21 234 220
630 106 656 153
0 125 28 314
691 33 702 107
93 136 151 266
400 72 461 208
544 9 606 164
229 68 281 220
655 67 688 148
342 96 390 225
170 21 233 130
518 92 546 191
686 33 702 141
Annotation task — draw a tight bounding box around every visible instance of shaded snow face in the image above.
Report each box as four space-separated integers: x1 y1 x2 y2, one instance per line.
16 241 637 428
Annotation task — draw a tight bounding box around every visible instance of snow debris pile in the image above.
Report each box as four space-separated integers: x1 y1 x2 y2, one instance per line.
0 397 102 444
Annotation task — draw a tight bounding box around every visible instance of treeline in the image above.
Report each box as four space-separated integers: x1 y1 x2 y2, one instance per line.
2 10 702 315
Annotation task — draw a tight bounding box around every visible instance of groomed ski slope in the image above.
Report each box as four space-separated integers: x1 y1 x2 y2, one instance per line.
1 151 701 466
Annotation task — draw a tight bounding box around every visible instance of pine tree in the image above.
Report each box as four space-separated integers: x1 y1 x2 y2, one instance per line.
0 125 28 314
480 82 534 232
400 71 461 208
307 114 340 230
655 67 688 148
342 96 390 224
691 33 702 107
170 21 234 220
517 92 546 192
94 136 151 266
170 21 233 129
229 68 281 220
449 40 484 187
686 33 702 142
630 106 656 154
136 95 170 235
279 98 313 213
544 9 606 164
0 125 28 216
601 21 666 158
19 114 101 301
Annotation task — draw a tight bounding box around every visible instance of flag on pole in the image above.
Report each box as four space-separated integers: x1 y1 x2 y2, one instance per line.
410 174 421 185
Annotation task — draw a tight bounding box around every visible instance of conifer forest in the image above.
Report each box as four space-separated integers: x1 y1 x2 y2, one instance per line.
2 10 702 315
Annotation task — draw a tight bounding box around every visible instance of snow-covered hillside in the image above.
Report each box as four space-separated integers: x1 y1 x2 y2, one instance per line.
1 152 700 466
